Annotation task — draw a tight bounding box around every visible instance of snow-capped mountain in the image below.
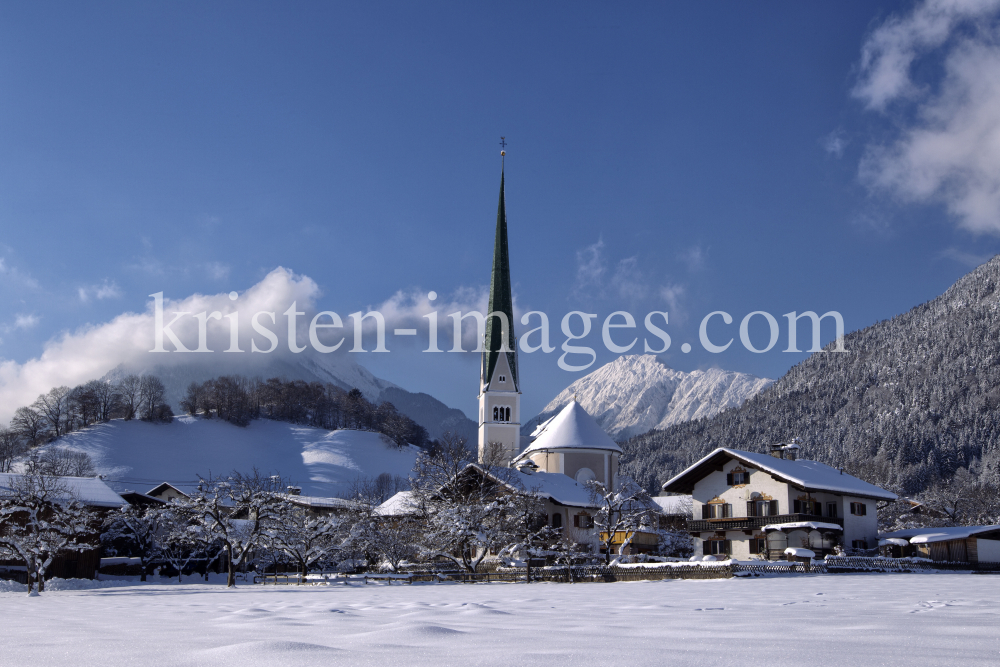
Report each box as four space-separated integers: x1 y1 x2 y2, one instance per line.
104 350 475 442
523 355 773 440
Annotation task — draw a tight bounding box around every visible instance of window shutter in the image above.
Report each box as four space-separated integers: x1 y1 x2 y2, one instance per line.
702 505 711 520
861 503 867 516
726 473 733 486
725 540 732 555
573 515 580 528
747 501 754 517
793 500 801 513
769 500 778 516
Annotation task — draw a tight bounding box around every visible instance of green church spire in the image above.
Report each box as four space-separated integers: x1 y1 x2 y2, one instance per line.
482 166 518 391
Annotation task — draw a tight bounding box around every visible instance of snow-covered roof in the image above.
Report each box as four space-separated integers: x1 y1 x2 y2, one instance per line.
662 448 897 501
375 491 418 517
881 525 1000 544
461 464 598 508
652 495 693 517
784 547 815 558
516 400 621 459
763 521 843 532
880 538 909 547
284 494 359 511
0 473 127 508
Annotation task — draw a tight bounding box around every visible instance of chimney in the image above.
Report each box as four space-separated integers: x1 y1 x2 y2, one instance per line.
286 485 302 496
769 444 786 459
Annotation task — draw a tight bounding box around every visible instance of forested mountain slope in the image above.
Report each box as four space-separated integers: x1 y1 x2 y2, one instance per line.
622 256 1000 497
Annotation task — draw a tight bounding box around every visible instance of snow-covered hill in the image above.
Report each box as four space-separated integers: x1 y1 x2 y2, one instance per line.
104 350 475 441
51 416 419 497
523 355 773 440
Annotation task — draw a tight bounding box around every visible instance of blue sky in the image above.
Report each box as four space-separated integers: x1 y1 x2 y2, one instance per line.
2 1 999 420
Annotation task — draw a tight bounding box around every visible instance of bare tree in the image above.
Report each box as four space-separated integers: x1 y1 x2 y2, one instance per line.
116 375 142 421
0 428 26 473
26 448 96 477
409 432 537 573
180 469 286 587
138 376 167 421
11 406 48 447
32 387 71 439
0 472 97 593
586 477 654 565
265 501 345 580
101 505 163 581
90 380 122 422
157 506 214 582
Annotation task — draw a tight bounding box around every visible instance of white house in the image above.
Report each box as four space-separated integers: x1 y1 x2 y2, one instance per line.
661 444 897 560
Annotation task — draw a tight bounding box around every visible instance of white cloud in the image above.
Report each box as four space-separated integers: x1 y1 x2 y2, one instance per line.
0 257 40 290
610 256 649 303
205 262 230 281
573 238 606 298
78 280 123 303
658 284 687 324
13 314 38 330
939 247 995 266
678 246 707 272
0 267 320 424
854 0 1000 234
823 130 848 157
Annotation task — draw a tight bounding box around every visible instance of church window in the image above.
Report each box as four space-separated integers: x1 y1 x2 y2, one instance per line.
505 407 510 421
499 375 506 382
493 407 498 421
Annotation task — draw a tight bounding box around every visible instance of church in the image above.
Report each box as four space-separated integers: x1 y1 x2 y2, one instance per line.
471 159 648 549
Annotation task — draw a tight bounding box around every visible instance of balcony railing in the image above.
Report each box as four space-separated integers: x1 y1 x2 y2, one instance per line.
687 513 844 533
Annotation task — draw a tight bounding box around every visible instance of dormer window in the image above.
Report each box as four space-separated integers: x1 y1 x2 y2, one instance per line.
499 375 506 383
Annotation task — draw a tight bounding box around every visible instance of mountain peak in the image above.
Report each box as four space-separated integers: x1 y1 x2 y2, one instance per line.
523 354 773 441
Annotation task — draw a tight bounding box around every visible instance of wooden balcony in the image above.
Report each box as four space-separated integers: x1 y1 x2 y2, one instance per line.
687 513 844 533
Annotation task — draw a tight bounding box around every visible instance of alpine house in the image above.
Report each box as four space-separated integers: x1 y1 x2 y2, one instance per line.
661 442 896 560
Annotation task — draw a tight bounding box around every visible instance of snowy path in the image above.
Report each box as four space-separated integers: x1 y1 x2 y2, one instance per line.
1 574 998 666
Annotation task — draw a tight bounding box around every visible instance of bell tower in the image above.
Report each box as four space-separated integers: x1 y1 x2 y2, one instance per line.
478 152 521 466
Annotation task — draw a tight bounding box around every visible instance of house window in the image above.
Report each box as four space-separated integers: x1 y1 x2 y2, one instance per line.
726 469 749 486
850 502 867 516
826 502 837 518
573 514 594 529
552 513 562 529
747 499 779 517
852 539 869 550
793 499 821 515
702 502 732 519
704 539 731 556
749 537 767 554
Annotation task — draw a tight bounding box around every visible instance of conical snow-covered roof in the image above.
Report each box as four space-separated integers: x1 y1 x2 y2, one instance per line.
518 400 622 457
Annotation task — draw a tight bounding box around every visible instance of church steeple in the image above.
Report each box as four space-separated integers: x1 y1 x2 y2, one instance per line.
477 150 522 467
482 167 519 392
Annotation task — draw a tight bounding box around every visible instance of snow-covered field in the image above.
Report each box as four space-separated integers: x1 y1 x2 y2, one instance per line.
52 417 419 497
1 573 996 666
